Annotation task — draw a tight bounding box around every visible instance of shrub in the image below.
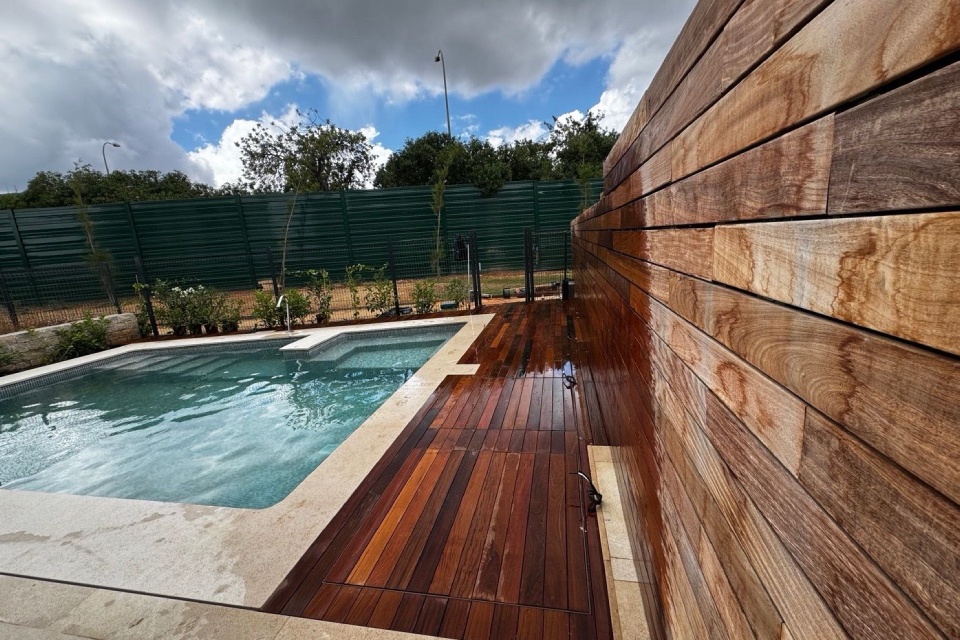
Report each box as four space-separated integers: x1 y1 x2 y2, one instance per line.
345 263 365 319
252 289 281 328
444 277 468 309
282 289 311 326
412 279 438 314
218 299 243 332
49 313 110 363
0 344 14 369
301 269 334 323
364 264 393 316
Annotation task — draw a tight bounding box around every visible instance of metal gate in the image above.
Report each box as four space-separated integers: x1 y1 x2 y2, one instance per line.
523 228 570 302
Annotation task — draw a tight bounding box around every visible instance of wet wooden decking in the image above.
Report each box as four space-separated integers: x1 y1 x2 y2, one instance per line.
263 301 613 639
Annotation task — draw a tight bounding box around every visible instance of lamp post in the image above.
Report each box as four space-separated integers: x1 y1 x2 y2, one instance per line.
434 50 451 138
102 141 120 174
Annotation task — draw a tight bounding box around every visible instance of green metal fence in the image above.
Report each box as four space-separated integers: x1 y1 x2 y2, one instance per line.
0 179 598 281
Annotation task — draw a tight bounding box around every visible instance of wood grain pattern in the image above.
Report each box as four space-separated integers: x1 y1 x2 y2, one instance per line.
648 294 806 475
704 390 943 639
659 267 960 506
612 227 714 280
829 60 960 213
714 212 960 355
673 0 960 181
799 409 960 638
722 0 831 87
644 116 832 227
651 337 847 639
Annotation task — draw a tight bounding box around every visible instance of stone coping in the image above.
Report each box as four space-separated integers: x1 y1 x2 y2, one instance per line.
0 314 493 608
588 445 653 640
0 575 438 639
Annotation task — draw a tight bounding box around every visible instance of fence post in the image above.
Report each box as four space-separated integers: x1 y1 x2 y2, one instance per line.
266 248 280 298
469 231 482 311
339 190 356 264
235 195 258 286
563 230 569 284
523 227 534 303
8 209 39 300
124 202 145 268
100 262 122 314
134 256 159 337
0 270 19 331
387 240 401 316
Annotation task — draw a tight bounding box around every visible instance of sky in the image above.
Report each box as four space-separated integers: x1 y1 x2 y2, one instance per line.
0 0 696 191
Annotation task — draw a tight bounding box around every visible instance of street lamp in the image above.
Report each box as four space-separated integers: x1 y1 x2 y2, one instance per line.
102 141 120 174
434 50 451 138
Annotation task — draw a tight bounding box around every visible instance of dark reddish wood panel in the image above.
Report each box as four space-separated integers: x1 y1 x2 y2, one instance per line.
264 301 612 640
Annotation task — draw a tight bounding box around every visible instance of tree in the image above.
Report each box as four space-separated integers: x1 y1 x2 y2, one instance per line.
4 164 221 209
236 108 374 193
374 132 469 189
505 139 553 182
547 111 617 182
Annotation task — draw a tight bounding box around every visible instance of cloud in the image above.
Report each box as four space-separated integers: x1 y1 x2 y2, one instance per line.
0 0 695 191
486 120 550 147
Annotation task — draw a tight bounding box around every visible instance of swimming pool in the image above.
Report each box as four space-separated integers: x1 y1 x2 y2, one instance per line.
0 324 461 508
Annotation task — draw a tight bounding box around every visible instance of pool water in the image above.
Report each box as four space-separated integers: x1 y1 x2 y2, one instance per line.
0 325 460 508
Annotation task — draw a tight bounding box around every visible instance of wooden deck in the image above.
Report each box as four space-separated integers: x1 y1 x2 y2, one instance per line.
263 301 613 639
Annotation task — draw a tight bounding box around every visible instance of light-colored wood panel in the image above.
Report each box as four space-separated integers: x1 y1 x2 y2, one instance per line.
663 415 783 640
704 392 944 639
714 212 960 355
673 0 960 181
661 479 728 638
651 350 847 639
645 117 832 227
699 523 758 640
829 60 960 213
612 227 714 281
722 0 832 87
799 409 960 638
604 98 649 183
583 241 960 504
647 294 806 475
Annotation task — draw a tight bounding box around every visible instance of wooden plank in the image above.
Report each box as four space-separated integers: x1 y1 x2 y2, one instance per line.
799 410 960 638
516 607 543 639
463 601 495 640
722 0 832 87
673 0 960 181
473 452 520 600
451 452 508 598
496 452 536 604
490 605 520 639
413 596 448 636
518 452 550 606
652 341 847 639
699 526 758 640
829 60 960 213
703 389 943 639
657 268 960 506
713 212 960 355
437 598 471 639
611 227 714 280
391 593 425 633
344 588 382 627
542 452 569 610
345 449 441 585
647 294 806 475
661 381 784 639
662 486 727 638
386 450 466 590
643 116 832 227
429 451 495 595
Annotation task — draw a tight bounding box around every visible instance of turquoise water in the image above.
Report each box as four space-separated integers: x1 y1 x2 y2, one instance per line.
0 325 460 508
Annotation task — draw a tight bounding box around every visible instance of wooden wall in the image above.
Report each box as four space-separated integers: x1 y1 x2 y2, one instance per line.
572 1 960 638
